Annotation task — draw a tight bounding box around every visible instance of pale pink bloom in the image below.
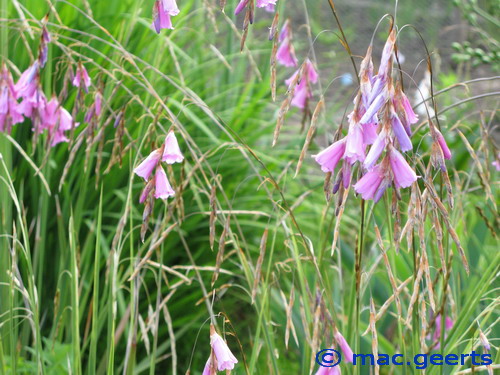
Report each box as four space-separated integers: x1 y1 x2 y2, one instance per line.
152 0 173 32
72 63 91 92
235 0 276 15
257 0 277 8
202 356 216 375
391 110 412 152
344 121 366 164
364 130 387 169
389 147 418 189
14 62 39 100
17 85 47 119
334 330 353 363
276 22 298 67
154 166 175 199
0 66 24 132
435 130 451 160
41 97 78 146
431 314 454 350
162 131 184 164
263 3 275 12
210 330 238 371
313 138 346 173
354 165 385 201
492 153 500 171
162 0 180 15
134 149 163 181
286 60 318 109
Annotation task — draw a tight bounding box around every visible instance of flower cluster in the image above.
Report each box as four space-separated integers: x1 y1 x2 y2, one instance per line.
133 131 183 202
0 25 91 146
314 30 451 202
202 325 238 374
152 0 180 32
275 20 318 111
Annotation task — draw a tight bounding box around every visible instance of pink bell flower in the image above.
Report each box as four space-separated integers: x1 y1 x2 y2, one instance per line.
344 121 366 164
162 0 180 15
134 149 163 181
72 63 91 92
162 131 184 164
41 97 78 146
210 326 238 371
154 166 175 199
152 0 174 32
235 0 277 15
431 314 454 350
334 330 354 363
14 62 39 100
276 20 298 67
313 138 346 173
0 65 24 132
388 147 418 189
354 165 385 201
286 59 318 109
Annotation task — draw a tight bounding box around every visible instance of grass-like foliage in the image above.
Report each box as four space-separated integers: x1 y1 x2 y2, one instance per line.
0 0 498 374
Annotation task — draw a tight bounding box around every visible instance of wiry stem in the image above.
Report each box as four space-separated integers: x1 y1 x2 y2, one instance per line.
326 0 359 83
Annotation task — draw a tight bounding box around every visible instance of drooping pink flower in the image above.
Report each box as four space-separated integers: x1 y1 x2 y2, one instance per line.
162 131 184 164
152 0 174 32
0 65 24 133
286 59 318 109
134 149 163 181
72 63 91 92
333 330 354 363
388 147 418 189
313 138 346 173
17 85 47 119
235 0 277 15
435 130 451 160
154 166 175 199
95 91 102 117
162 0 180 15
492 153 500 171
263 3 275 12
354 165 385 201
202 355 216 375
276 21 298 67
344 121 366 164
210 326 238 371
41 96 78 146
431 314 454 350
14 62 39 100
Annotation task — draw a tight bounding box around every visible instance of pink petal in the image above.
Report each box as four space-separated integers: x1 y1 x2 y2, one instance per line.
162 131 184 164
313 138 346 173
154 166 175 199
389 148 418 189
134 149 162 181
